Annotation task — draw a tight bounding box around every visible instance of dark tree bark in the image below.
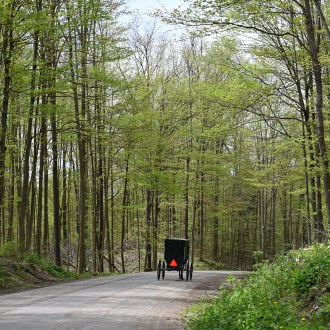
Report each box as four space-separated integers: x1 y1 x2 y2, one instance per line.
152 192 160 270
121 159 129 273
199 171 205 261
26 126 39 250
97 154 105 273
18 27 39 252
47 0 61 266
61 146 68 242
36 114 47 256
66 0 89 273
0 3 14 229
184 157 190 240
51 101 61 266
43 157 50 256
145 190 153 271
304 0 330 224
312 0 330 44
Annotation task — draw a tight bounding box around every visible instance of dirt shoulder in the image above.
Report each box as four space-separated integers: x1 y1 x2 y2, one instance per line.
0 257 69 295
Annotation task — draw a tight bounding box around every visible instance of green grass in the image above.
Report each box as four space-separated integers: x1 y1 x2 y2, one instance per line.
0 242 80 291
185 243 330 330
22 253 77 279
0 242 121 292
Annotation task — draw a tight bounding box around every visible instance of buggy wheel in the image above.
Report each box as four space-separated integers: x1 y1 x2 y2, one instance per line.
162 261 165 279
189 262 193 281
157 260 161 280
185 261 190 282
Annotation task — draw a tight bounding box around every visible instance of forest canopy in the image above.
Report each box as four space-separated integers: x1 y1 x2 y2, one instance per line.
0 0 329 273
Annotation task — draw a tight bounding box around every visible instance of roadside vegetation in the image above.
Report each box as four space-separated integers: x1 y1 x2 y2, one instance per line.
0 242 82 293
185 243 330 330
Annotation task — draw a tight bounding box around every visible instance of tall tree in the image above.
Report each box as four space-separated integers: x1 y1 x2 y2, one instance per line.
0 1 18 247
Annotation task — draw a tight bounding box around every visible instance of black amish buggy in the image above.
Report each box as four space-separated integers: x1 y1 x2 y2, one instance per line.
157 238 193 281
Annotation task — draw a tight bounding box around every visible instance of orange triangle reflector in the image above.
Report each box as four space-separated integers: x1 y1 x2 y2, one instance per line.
169 259 177 267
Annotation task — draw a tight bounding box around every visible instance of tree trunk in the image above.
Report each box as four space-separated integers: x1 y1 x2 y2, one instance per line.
304 0 330 224
145 190 153 271
51 104 61 266
26 131 39 250
62 146 68 242
18 27 39 252
184 157 190 239
109 158 115 272
48 1 61 265
199 171 205 261
7 148 15 242
43 159 49 256
121 160 129 273
97 154 105 273
312 0 330 44
153 192 160 270
0 4 14 230
213 178 219 261
270 187 276 258
66 1 89 273
36 114 47 256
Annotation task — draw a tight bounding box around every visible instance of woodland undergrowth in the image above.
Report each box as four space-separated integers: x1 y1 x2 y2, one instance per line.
0 242 84 293
185 243 330 330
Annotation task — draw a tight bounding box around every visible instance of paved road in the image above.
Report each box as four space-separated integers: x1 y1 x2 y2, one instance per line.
0 270 246 330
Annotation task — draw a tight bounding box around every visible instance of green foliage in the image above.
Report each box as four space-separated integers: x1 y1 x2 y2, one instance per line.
186 244 330 329
310 293 330 328
0 266 10 288
252 250 265 264
292 245 330 297
0 266 24 289
23 253 76 279
0 242 19 258
0 253 78 292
